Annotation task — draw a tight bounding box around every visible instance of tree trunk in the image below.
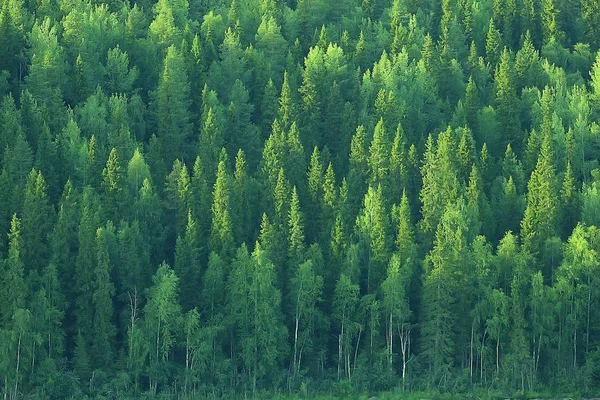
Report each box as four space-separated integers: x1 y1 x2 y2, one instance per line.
293 316 299 379
496 336 500 376
338 322 343 380
480 330 486 382
14 330 22 400
353 326 362 377
388 312 393 378
399 323 410 390
470 323 474 382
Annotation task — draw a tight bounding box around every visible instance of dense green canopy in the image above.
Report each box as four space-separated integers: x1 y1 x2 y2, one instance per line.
1 0 600 397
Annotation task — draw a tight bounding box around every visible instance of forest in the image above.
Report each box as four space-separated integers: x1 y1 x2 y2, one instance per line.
1 0 600 397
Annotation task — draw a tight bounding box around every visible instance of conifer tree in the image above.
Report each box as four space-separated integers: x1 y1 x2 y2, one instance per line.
419 129 459 243
91 227 116 369
101 147 127 223
30 262 65 363
199 107 223 181
560 161 579 238
348 125 369 218
0 0 25 79
389 123 408 201
73 330 91 381
22 169 54 273
356 185 391 294
190 156 211 257
0 214 25 325
582 0 600 50
368 118 390 188
485 19 503 68
421 199 469 387
521 130 558 257
495 176 525 239
495 49 521 151
156 46 192 166
74 188 101 341
210 159 234 258
175 210 201 311
306 146 323 240
288 186 306 267
260 79 279 136
541 0 562 44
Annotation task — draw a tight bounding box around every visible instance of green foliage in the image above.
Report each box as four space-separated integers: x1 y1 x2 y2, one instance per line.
5 0 600 396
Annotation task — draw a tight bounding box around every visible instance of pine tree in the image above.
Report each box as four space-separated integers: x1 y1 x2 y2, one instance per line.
73 330 91 381
496 176 525 239
368 118 390 188
305 146 323 238
190 156 211 258
288 186 306 267
210 159 234 258
156 46 192 166
495 49 521 151
356 185 391 294
175 210 201 311
260 79 279 136
464 76 479 134
348 125 369 218
30 262 65 362
91 227 116 369
560 161 579 238
541 0 562 44
279 71 297 132
227 80 261 167
0 214 26 325
0 0 25 79
582 0 600 50
389 123 408 201
515 31 543 91
419 129 459 243
21 169 54 274
421 199 469 387
198 107 223 181
101 147 127 223
521 131 558 257
74 188 100 341
485 19 503 67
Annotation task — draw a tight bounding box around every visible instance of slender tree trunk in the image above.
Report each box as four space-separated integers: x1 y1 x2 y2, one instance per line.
470 323 474 382
353 327 362 377
293 316 299 379
586 281 591 357
388 312 393 378
496 336 500 376
14 330 22 400
480 330 486 382
399 323 410 389
573 325 577 373
338 322 344 380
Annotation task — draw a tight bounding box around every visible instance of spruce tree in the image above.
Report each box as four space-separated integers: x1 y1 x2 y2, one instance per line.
21 169 54 273
495 49 521 151
521 131 558 257
156 45 192 166
0 214 26 325
91 227 116 369
210 159 234 258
